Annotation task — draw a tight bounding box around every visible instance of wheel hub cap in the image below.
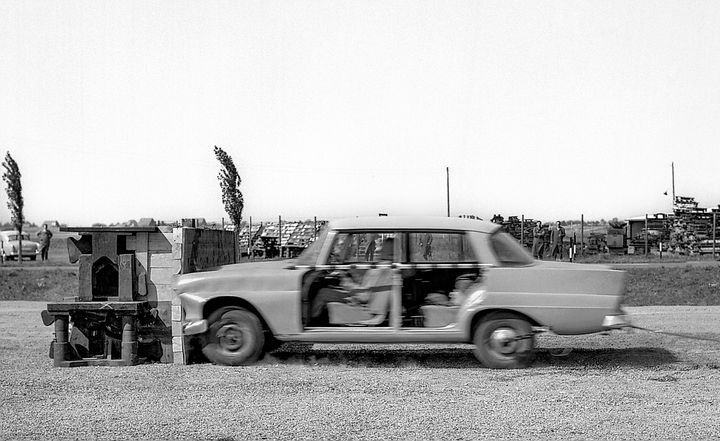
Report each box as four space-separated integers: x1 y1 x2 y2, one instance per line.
489 327 518 355
218 324 244 352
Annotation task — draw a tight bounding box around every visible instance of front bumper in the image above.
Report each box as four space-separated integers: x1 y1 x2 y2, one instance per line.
602 314 632 329
184 319 209 335
6 249 40 257
177 293 208 336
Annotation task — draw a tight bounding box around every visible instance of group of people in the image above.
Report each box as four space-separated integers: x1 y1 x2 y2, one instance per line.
532 221 565 260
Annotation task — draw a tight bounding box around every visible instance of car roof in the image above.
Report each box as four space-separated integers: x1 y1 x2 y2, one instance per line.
329 216 501 233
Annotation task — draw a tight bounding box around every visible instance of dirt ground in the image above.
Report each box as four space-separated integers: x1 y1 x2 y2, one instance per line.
1 301 718 440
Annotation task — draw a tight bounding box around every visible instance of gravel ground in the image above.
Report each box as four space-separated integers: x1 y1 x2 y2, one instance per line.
1 302 719 440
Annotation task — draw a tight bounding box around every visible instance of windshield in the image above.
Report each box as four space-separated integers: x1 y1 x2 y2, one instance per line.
489 231 534 266
6 234 30 241
294 225 329 266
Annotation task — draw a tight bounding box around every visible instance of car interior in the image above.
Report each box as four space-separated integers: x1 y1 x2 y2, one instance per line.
302 230 483 328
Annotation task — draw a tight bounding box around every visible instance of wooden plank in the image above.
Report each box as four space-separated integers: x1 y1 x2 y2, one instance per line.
118 254 135 301
135 233 149 299
125 236 137 251
47 301 146 313
135 233 149 272
78 255 92 301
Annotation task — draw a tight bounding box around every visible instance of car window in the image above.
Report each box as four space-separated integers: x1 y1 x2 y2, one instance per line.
489 231 534 266
327 232 396 264
407 232 476 263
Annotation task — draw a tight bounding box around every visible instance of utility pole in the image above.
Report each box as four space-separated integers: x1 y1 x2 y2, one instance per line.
580 214 584 257
713 212 717 259
446 167 450 217
645 213 648 257
671 162 675 207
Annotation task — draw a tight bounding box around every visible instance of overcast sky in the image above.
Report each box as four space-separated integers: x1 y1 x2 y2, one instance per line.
2 1 719 226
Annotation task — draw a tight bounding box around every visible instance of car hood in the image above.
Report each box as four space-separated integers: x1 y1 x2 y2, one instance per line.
175 260 300 295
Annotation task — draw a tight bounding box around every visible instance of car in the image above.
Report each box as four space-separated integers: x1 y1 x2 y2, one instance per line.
0 230 41 261
175 216 630 368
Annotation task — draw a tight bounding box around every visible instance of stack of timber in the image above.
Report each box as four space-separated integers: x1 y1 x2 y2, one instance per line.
285 222 323 257
669 196 720 254
491 215 536 249
238 223 264 255
630 214 671 251
241 219 327 258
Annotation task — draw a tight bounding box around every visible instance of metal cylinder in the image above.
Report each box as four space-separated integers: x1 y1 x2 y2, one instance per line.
53 316 69 367
121 316 138 365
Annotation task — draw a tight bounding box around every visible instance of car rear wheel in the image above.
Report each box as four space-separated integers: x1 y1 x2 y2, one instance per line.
472 312 535 369
202 306 265 366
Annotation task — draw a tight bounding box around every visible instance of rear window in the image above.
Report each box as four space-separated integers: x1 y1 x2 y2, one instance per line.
489 231 534 266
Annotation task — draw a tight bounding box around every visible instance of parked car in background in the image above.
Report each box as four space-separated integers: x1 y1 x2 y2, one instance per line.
175 216 630 369
0 231 41 261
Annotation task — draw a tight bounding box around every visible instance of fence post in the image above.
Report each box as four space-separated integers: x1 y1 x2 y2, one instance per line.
644 214 648 256
278 215 282 258
713 212 717 259
580 214 584 257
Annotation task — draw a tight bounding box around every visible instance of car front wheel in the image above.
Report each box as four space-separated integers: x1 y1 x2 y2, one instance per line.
202 306 265 366
472 312 535 369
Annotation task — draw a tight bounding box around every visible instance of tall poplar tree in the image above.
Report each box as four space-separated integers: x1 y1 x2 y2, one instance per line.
214 146 244 261
2 151 24 263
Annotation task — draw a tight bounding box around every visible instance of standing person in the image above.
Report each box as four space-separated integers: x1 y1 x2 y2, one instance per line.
541 223 551 259
36 224 53 262
550 221 566 261
532 221 544 259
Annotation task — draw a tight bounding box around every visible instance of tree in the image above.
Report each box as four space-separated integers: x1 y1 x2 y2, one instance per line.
214 146 244 260
2 152 24 263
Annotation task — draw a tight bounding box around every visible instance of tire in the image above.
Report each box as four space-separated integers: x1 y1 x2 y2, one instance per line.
202 306 265 366
472 312 535 369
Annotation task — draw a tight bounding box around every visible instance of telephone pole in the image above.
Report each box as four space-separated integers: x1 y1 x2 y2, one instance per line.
446 167 450 217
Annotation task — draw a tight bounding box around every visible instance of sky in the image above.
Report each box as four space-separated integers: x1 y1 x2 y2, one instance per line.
2 1 720 226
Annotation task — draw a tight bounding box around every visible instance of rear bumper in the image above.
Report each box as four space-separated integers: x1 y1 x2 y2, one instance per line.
602 314 632 329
